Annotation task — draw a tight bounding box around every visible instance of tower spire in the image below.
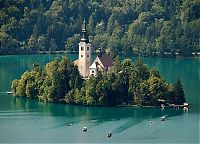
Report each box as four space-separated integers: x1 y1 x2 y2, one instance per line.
81 18 89 43
82 18 86 30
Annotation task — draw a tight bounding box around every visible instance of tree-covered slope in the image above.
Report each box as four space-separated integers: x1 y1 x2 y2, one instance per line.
1 0 200 56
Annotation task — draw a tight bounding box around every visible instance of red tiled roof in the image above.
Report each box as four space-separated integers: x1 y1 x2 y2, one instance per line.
98 55 113 68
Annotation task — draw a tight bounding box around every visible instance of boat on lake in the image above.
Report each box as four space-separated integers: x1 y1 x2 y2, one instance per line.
108 132 112 138
161 116 166 121
66 123 73 126
6 91 13 95
83 127 87 132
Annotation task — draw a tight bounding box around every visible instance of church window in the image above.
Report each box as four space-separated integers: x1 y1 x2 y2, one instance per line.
81 55 83 57
81 47 84 51
92 71 94 73
87 47 89 51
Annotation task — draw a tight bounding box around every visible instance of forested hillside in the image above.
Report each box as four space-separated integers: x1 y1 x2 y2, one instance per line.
1 0 200 56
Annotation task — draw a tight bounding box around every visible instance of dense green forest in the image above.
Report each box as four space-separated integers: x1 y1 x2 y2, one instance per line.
1 0 200 56
11 56 186 106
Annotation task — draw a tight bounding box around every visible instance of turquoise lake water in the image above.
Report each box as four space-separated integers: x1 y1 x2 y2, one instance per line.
0 54 199 143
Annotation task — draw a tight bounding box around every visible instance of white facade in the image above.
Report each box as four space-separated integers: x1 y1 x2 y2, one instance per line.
78 41 91 78
89 62 97 76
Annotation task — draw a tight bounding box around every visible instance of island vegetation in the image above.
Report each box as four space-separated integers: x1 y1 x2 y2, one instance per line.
11 56 186 107
1 0 200 57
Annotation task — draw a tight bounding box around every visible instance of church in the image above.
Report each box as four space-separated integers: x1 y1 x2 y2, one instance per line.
74 20 113 78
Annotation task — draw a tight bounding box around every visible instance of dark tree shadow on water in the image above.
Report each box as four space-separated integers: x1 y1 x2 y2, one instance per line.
111 119 142 135
10 97 185 134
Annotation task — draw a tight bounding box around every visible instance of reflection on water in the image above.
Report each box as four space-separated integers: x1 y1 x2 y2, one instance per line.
0 112 39 116
7 96 185 135
112 119 140 134
10 96 184 117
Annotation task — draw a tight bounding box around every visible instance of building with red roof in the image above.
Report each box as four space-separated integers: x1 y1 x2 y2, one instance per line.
74 20 113 78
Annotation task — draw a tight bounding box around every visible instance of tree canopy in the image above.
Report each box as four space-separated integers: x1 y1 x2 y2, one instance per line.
11 56 83 103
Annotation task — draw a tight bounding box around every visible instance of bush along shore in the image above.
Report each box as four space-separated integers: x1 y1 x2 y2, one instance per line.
11 56 186 107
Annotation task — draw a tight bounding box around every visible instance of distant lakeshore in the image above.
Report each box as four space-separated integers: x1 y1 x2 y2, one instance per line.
1 50 200 58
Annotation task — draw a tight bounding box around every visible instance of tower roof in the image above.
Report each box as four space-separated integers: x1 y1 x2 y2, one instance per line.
81 19 89 43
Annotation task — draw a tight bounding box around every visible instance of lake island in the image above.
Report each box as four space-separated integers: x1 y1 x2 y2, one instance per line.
11 21 186 107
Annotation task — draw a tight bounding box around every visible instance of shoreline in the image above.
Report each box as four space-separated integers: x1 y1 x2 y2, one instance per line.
1 52 199 59
0 51 78 56
10 95 188 109
117 104 189 109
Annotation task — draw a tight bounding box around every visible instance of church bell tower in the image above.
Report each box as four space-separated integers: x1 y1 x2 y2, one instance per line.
78 19 91 78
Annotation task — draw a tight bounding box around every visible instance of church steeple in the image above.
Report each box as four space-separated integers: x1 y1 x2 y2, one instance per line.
81 19 89 43
82 18 86 30
78 18 91 78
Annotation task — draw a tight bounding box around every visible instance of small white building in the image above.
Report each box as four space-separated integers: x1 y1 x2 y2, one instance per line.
74 20 113 78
